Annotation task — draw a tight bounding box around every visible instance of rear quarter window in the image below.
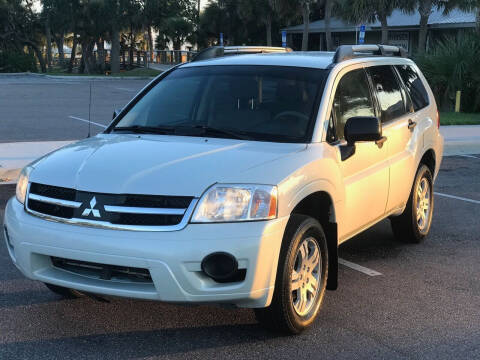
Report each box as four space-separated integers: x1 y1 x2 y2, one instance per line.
395 65 429 112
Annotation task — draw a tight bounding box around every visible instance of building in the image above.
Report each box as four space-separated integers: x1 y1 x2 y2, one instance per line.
282 8 476 54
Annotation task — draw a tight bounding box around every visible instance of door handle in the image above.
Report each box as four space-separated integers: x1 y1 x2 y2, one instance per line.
375 136 387 148
408 119 417 130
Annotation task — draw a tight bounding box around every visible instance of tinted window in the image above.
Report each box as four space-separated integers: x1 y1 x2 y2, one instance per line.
330 69 376 140
368 65 407 122
114 66 326 143
395 65 429 111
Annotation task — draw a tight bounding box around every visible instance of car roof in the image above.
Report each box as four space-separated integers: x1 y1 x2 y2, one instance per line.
180 51 414 70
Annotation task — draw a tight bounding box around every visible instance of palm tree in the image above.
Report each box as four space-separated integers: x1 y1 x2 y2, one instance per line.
278 0 317 50
443 0 480 34
238 0 277 46
400 0 444 54
337 0 399 44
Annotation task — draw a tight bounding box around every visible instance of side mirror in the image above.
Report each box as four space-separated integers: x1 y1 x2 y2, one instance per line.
341 117 387 161
113 108 122 120
344 116 382 144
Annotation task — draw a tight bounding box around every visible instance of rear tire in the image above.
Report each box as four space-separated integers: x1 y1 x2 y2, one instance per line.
390 164 434 243
254 215 328 334
44 283 80 299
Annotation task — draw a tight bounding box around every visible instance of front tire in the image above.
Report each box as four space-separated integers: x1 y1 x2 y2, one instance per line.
390 164 434 243
254 215 328 334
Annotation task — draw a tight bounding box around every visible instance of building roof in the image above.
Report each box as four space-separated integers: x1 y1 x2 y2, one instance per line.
283 8 476 34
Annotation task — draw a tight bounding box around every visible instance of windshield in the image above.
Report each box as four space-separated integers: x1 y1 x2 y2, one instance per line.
112 65 327 142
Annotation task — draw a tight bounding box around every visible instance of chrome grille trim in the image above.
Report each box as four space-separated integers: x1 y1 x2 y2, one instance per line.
28 193 83 208
25 183 198 232
103 205 186 215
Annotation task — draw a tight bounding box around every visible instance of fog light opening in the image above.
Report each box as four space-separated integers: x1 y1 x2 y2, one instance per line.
201 252 244 283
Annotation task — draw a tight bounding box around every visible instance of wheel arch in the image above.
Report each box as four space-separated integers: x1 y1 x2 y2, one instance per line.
290 191 338 291
419 148 436 176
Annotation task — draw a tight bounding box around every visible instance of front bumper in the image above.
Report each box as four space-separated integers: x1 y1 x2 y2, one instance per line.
3 198 289 308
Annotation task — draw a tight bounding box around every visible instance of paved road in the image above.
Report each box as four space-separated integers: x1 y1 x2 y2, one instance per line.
0 75 150 143
1 154 479 359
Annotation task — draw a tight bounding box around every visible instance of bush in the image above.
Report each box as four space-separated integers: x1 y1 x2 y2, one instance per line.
0 51 37 73
416 33 480 112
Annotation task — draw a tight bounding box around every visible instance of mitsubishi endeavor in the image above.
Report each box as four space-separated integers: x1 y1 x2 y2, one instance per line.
3 45 444 334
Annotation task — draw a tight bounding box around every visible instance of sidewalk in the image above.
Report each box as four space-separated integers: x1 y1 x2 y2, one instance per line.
440 125 480 156
149 63 176 72
1 125 479 184
0 141 74 184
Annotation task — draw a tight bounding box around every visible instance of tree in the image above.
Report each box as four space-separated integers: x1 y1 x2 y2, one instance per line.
400 0 444 53
238 0 277 46
0 0 47 72
277 0 316 50
337 0 399 44
443 0 480 34
318 0 338 50
42 0 74 66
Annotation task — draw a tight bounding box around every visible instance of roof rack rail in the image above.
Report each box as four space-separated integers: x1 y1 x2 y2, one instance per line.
192 46 225 62
333 44 407 63
191 45 293 62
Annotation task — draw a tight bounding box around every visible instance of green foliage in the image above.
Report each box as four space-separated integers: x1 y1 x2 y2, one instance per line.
440 112 480 125
416 33 480 112
0 50 37 72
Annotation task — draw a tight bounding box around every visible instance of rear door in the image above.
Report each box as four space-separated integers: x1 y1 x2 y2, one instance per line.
366 65 416 212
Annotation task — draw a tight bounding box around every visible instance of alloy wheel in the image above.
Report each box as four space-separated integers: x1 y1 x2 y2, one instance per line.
291 237 321 316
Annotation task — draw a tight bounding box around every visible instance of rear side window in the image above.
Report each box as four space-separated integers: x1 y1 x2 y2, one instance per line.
395 65 429 111
367 65 407 122
331 68 376 140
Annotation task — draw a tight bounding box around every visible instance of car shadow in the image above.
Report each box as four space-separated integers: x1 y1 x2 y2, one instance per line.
0 323 281 359
338 219 408 262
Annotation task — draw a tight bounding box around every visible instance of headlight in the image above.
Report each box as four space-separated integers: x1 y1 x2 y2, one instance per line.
16 166 32 204
192 184 277 223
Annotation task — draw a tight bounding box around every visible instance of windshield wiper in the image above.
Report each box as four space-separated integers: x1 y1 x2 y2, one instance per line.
191 125 253 140
112 125 176 135
113 124 253 140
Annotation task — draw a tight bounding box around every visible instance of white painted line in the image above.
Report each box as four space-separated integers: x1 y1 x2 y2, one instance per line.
338 258 382 276
114 87 136 92
458 154 479 159
68 116 107 129
435 192 480 205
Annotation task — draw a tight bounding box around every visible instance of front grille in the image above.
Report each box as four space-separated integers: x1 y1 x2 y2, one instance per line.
30 183 76 201
28 199 75 219
26 182 196 231
51 257 152 283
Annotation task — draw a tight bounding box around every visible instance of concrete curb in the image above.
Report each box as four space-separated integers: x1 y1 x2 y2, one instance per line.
44 75 158 80
0 72 158 80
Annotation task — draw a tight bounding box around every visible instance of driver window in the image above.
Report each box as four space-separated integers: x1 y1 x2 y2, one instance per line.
330 69 376 141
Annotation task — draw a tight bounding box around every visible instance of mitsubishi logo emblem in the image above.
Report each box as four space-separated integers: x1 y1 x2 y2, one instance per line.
82 196 101 218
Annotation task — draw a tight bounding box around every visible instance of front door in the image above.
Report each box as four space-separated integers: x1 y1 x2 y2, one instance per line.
327 67 390 241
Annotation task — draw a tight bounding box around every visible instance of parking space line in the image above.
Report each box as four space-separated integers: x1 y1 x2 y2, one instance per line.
114 87 136 92
458 154 479 159
338 258 382 276
435 192 480 205
68 116 107 129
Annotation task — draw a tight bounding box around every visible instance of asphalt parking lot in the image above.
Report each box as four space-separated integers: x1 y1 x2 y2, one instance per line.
1 154 479 359
0 75 151 143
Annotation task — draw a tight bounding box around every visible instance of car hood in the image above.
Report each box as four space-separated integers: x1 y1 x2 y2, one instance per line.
30 134 306 196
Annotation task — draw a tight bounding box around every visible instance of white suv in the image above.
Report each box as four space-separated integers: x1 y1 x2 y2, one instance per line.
4 45 443 334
